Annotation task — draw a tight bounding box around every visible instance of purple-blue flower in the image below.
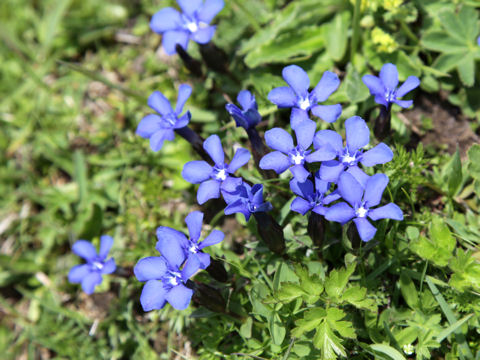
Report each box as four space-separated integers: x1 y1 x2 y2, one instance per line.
224 183 273 221
150 0 224 55
156 211 224 270
68 236 116 295
182 135 250 204
325 172 403 242
362 63 420 108
477 36 480 46
137 85 192 152
290 172 340 216
225 90 262 130
260 119 336 182
268 65 342 127
314 116 393 185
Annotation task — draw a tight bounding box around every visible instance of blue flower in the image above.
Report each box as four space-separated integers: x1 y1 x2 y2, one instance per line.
156 211 224 270
314 116 393 185
68 236 116 295
325 172 403 242
477 36 480 46
259 119 336 182
150 0 224 55
290 172 340 216
182 135 250 204
362 63 420 108
137 85 192 152
224 183 273 221
268 65 342 127
225 90 262 130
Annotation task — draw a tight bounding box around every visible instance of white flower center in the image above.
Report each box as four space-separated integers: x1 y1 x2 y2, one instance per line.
291 153 304 165
215 169 227 181
92 261 104 270
298 97 311 110
342 154 356 164
167 271 181 286
385 90 396 103
189 244 198 254
356 206 368 218
186 22 198 33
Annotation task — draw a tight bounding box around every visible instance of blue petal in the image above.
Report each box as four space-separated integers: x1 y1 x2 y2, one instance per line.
174 112 191 129
185 211 203 242
203 135 224 166
290 164 310 182
177 0 203 16
182 161 212 184
306 147 337 163
313 129 343 152
282 65 310 98
312 71 340 102
291 197 313 215
289 178 314 198
251 184 264 204
156 227 189 249
150 8 182 33
268 87 297 108
197 0 225 23
136 114 163 138
323 191 341 205
315 176 329 194
319 160 344 183
199 229 224 249
353 218 377 242
140 280 167 311
226 103 249 129
162 30 190 55
294 119 316 150
72 240 97 262
360 143 393 167
156 228 188 268
98 235 113 260
195 252 211 269
225 198 251 220
260 151 291 174
68 264 90 283
362 74 384 96
134 257 167 281
338 172 364 207
312 205 327 215
393 99 413 108
191 26 216 44
101 258 116 274
237 90 255 110
220 176 243 193
228 148 251 173
290 108 310 129
197 179 221 204
325 202 355 224
374 94 388 107
175 84 192 115
345 116 369 153
148 91 173 116
379 63 399 90
181 256 201 280
81 272 102 295
363 173 389 208
149 129 174 152
311 104 342 123
264 128 294 153
368 203 403 221
345 166 369 188
165 284 194 310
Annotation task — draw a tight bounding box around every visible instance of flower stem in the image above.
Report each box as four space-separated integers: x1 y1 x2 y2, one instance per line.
350 0 362 63
175 44 203 77
246 127 276 179
175 126 212 164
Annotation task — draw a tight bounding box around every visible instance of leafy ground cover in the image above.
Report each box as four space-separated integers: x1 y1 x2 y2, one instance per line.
1 0 480 359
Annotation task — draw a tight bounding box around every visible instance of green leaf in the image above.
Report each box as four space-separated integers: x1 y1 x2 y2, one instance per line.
458 6 480 41
341 286 377 311
345 64 370 103
436 313 474 343
422 31 468 53
467 144 480 180
399 272 419 309
269 313 286 345
314 321 346 359
433 52 469 73
265 282 306 304
438 10 467 41
370 344 407 360
457 52 476 87
73 150 88 209
239 317 253 338
325 12 350 61
447 148 463 196
324 264 355 300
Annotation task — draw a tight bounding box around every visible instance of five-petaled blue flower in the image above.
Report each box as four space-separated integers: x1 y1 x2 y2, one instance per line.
225 90 262 130
157 211 224 270
224 183 273 221
182 134 250 204
68 236 116 295
268 65 342 128
137 85 192 152
325 172 403 242
314 116 393 185
260 119 336 182
290 172 340 216
362 63 420 109
150 0 224 55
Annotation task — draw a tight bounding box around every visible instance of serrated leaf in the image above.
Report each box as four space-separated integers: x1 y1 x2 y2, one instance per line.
295 264 324 299
370 344 406 360
433 52 468 73
342 286 377 311
324 264 356 300
264 282 306 304
313 322 346 359
457 52 475 87
458 5 480 41
438 10 466 41
292 308 325 337
422 31 468 53
326 308 356 339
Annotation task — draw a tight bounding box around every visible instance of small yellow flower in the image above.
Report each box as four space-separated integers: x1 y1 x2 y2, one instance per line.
371 28 398 53
383 0 403 11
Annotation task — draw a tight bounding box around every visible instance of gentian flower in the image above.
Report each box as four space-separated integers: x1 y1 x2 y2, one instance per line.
290 173 340 216
182 135 250 204
362 63 420 108
224 183 273 221
225 90 262 130
477 36 480 46
137 85 192 152
260 119 336 182
314 116 393 185
268 65 342 127
68 236 116 295
325 172 403 242
156 211 224 270
150 0 224 55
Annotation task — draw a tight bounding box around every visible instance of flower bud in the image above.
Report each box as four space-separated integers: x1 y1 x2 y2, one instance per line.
253 212 286 255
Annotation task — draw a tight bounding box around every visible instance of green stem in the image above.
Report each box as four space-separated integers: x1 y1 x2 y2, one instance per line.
399 19 419 45
350 0 362 63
